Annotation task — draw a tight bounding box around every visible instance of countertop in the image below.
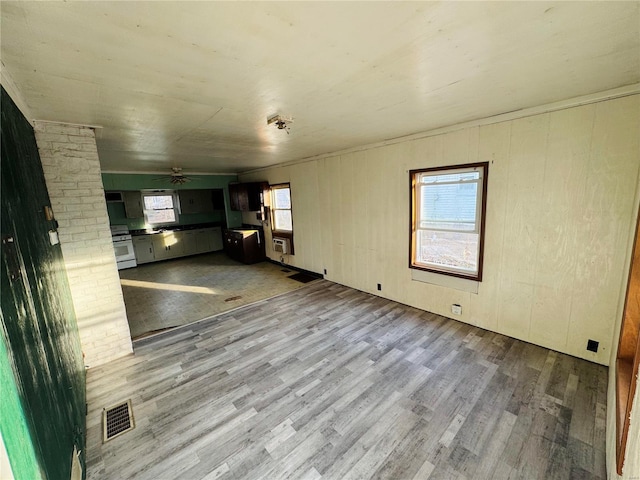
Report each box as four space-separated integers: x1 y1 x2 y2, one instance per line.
130 222 223 236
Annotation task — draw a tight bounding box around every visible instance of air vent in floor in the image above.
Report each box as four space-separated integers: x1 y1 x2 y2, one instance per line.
103 399 135 442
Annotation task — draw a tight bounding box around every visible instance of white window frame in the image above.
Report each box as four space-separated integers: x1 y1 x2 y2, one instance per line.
142 191 179 226
410 162 488 281
270 184 293 233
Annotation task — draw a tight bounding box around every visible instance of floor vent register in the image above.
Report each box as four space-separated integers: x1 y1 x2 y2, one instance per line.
103 399 135 442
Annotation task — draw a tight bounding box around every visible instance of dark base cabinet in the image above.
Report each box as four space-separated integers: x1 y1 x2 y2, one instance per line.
224 229 265 264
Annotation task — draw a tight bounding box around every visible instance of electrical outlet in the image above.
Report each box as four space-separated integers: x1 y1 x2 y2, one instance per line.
587 339 599 353
324 269 327 275
377 283 382 291
451 304 462 315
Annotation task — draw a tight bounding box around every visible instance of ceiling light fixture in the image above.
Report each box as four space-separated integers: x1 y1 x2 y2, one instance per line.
169 167 189 184
153 167 192 184
267 114 293 134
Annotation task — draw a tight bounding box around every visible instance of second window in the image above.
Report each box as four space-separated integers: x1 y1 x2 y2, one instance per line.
410 162 488 281
271 184 293 232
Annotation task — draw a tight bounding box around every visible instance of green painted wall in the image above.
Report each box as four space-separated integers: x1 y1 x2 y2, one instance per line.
102 173 243 228
1 87 86 479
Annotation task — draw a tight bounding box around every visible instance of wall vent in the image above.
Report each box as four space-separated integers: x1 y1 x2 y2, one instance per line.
103 399 135 442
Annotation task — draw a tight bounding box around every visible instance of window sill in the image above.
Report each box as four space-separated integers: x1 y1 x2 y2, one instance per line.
411 268 479 293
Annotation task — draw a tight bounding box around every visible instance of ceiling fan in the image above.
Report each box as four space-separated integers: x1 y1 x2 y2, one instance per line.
154 167 193 185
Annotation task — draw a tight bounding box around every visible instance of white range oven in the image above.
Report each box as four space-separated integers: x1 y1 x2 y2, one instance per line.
110 225 137 270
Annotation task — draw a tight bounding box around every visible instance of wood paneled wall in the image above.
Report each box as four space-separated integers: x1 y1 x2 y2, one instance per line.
241 95 640 366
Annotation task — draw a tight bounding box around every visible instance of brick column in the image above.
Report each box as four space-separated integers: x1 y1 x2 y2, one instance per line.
34 121 132 368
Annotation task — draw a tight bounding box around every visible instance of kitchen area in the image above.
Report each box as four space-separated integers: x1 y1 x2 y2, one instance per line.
104 173 271 266
102 173 307 339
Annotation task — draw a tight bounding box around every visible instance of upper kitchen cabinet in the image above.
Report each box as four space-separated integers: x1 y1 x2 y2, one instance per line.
123 191 144 218
179 190 213 214
178 189 226 214
229 182 267 211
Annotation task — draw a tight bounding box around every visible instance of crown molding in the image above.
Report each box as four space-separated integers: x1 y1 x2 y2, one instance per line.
243 83 640 175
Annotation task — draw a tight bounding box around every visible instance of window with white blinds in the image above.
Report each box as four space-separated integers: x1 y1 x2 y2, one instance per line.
410 163 488 280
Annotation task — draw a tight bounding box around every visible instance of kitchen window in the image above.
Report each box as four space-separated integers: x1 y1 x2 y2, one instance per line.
142 192 178 225
410 162 488 281
271 184 293 232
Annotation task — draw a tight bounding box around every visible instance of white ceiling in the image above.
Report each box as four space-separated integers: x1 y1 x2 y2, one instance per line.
1 1 639 174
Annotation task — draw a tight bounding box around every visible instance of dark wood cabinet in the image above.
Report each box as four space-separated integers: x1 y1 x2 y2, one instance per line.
228 183 246 211
223 229 265 264
229 182 267 211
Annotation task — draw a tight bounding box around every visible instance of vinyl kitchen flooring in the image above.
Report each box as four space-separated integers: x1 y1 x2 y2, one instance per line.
86 280 608 480
119 252 312 339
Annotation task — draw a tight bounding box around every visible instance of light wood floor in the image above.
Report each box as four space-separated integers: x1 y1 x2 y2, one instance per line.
86 280 607 480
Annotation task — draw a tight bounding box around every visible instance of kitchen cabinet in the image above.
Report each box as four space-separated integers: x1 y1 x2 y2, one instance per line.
209 227 223 251
183 228 223 255
229 182 267 211
229 183 248 211
224 229 265 264
152 231 184 261
183 230 198 254
132 236 155 264
123 191 144 218
198 227 223 253
178 190 215 215
194 229 210 254
131 226 223 264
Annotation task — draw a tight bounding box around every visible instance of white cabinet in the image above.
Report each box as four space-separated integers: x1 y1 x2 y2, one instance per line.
132 236 154 264
170 231 185 257
183 230 198 255
131 226 224 265
151 234 171 261
193 227 223 253
210 227 223 251
194 229 210 254
152 231 184 260
123 191 144 218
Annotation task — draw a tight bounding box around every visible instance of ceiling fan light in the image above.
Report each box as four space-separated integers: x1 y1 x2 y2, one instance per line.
267 114 293 132
152 168 191 184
